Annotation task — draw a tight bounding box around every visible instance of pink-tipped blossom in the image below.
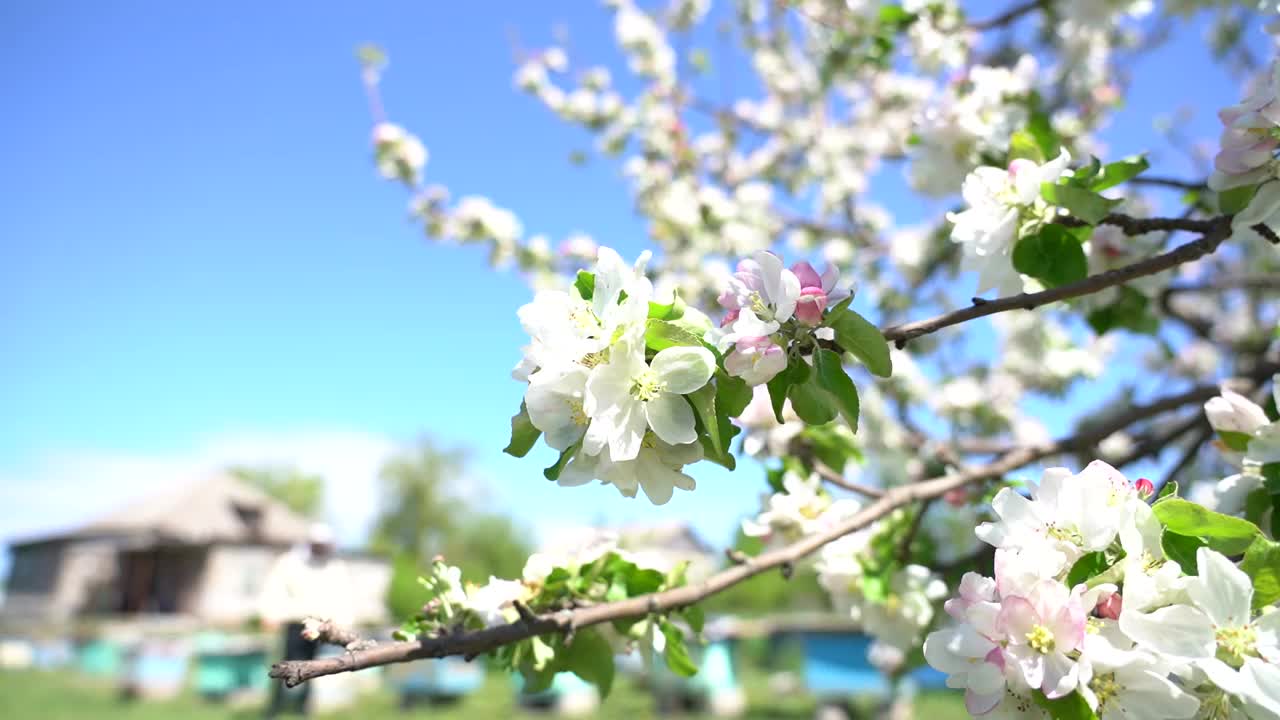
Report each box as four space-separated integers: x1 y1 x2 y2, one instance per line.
724 336 787 386
997 580 1086 699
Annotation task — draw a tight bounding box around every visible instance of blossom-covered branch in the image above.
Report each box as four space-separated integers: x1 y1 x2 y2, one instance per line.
270 374 1262 687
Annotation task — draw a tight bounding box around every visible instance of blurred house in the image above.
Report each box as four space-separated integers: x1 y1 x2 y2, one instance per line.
2 475 389 629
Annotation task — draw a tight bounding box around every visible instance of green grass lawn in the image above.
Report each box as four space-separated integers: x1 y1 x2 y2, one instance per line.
0 667 967 720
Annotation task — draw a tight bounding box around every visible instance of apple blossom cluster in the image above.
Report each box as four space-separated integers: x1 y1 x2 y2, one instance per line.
506 246 892 504
705 251 848 386
926 458 1280 719
1201 378 1280 528
508 246 723 505
947 149 1072 295
1210 60 1280 243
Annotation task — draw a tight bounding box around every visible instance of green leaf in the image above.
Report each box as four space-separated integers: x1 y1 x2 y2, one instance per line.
1219 183 1259 215
1008 130 1045 163
1218 430 1255 453
660 620 699 677
1042 182 1123 224
648 292 687 321
687 381 738 470
766 362 802 423
813 348 861 432
877 4 914 26
1153 498 1262 556
1090 155 1149 191
683 604 706 634
1012 225 1088 288
1066 551 1111 587
645 318 705 351
788 363 838 425
1245 487 1271 527
1026 111 1060 161
503 403 542 458
829 308 892 378
1069 155 1102 186
1086 286 1159 336
564 629 615 697
1032 690 1098 720
1162 531 1207 575
543 445 579 481
1242 536 1280 610
574 271 595 301
716 371 753 418
1156 480 1179 502
627 568 666 596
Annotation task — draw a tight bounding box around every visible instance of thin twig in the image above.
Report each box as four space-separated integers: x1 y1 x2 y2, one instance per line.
1129 176 1207 191
810 458 887 498
969 0 1050 31
882 216 1231 346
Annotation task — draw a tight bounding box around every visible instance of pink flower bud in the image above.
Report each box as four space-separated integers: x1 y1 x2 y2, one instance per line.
944 488 968 507
1135 478 1154 498
791 261 823 291
1096 592 1122 620
795 287 828 326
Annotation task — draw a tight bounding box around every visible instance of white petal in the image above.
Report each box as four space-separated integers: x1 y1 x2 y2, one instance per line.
651 346 715 394
608 403 649 462
633 453 682 505
1118 605 1215 660
774 268 801 322
1187 548 1254 629
645 393 697 446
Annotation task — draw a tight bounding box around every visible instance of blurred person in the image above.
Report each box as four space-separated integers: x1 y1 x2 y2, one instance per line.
259 523 352 716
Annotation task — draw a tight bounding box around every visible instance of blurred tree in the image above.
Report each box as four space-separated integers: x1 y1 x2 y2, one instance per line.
227 464 324 518
370 439 533 615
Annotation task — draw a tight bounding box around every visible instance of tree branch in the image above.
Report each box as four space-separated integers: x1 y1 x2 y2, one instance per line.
882 215 1231 346
969 0 1050 31
270 377 1256 688
811 458 886 498
300 618 377 651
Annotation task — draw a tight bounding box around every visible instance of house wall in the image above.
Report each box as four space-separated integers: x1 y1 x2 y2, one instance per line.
2 539 119 624
193 544 281 625
194 546 391 626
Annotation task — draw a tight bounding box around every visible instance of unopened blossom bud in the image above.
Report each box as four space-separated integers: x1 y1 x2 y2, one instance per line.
1134 478 1155 498
1204 390 1269 434
1095 592 1122 620
791 261 824 291
725 336 787 386
943 487 968 507
795 286 828 326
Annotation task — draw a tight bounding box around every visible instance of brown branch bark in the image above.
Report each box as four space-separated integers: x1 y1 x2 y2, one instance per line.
881 215 1231 346
301 618 377 651
269 378 1253 688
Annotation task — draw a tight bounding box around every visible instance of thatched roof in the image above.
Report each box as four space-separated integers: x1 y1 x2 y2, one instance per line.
16 475 312 548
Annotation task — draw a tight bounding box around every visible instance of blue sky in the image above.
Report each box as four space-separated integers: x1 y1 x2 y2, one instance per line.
0 2 1263 562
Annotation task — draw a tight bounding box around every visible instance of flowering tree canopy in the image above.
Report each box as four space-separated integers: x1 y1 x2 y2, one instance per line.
274 3 1280 718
